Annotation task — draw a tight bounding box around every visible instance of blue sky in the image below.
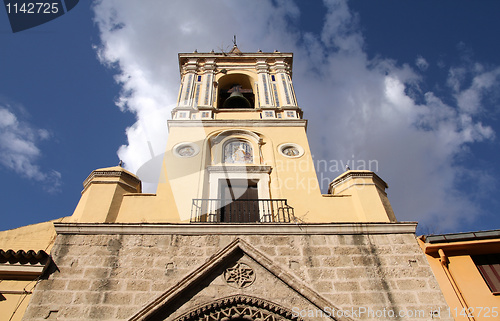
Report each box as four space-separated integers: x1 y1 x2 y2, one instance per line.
1 0 500 234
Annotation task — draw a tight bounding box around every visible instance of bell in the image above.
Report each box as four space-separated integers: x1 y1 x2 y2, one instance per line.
222 85 252 108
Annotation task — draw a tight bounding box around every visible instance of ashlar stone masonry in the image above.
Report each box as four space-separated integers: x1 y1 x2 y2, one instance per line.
23 223 452 321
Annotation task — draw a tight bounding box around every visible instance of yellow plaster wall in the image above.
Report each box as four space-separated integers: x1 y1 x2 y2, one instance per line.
104 123 395 224
0 280 37 321
0 219 66 252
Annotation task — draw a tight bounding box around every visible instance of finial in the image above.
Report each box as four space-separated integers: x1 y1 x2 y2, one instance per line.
233 35 237 46
257 49 262 53
194 49 198 53
119 160 123 167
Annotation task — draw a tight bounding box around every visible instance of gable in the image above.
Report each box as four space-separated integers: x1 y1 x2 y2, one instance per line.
130 238 348 321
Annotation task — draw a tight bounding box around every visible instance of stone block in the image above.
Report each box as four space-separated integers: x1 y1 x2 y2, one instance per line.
332 246 365 255
334 281 360 292
359 279 392 291
84 267 111 279
263 235 293 246
116 306 141 319
305 246 331 256
71 291 102 305
351 255 377 266
351 292 388 306
86 305 117 319
277 246 300 256
30 290 74 306
324 293 353 306
36 278 68 291
102 292 134 305
66 279 91 291
387 292 418 305
59 305 86 319
321 255 353 267
337 267 373 280
311 280 333 293
257 245 277 256
134 292 155 306
126 280 151 291
396 279 428 291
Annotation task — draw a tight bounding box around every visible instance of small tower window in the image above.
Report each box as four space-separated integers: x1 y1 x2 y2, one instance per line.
223 140 253 164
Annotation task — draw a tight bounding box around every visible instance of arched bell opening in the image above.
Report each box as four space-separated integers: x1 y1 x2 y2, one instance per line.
217 74 255 109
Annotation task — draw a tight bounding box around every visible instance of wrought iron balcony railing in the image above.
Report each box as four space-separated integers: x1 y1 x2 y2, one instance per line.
191 199 294 223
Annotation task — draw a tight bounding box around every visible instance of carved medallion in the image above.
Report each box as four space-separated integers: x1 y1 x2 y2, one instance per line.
278 143 304 158
173 142 200 158
224 262 255 288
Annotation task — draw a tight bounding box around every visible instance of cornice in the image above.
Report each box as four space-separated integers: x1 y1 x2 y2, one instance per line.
83 169 141 189
53 222 418 235
207 165 272 174
168 119 307 129
328 170 388 194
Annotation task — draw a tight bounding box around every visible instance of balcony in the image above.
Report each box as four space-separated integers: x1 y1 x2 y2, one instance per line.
191 199 294 223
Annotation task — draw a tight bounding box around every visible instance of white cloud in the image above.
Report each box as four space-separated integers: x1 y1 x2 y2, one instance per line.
92 0 499 232
0 105 61 193
415 56 429 71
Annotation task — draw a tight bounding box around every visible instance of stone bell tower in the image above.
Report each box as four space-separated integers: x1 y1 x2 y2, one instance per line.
19 46 453 321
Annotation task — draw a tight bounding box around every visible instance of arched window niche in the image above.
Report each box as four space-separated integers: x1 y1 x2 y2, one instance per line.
223 139 253 164
209 130 262 166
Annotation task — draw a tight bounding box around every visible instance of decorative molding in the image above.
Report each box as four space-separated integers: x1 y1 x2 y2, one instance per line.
53 222 418 236
328 170 388 194
210 129 262 145
81 180 139 195
168 119 307 129
207 165 272 174
174 295 302 321
83 169 141 190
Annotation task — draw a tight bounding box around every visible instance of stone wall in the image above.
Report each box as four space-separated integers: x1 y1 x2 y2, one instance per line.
23 224 452 321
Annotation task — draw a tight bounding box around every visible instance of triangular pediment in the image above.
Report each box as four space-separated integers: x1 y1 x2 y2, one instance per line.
129 238 350 321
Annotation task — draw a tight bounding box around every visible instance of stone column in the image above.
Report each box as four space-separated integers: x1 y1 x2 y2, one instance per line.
275 58 297 107
177 58 198 107
200 58 216 108
256 58 273 108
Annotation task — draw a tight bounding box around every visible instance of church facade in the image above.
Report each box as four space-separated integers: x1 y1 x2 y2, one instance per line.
2 47 452 320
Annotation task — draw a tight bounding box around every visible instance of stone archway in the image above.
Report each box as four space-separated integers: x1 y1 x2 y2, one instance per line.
174 294 303 321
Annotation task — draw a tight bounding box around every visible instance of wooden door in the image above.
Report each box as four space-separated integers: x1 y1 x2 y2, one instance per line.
220 179 259 222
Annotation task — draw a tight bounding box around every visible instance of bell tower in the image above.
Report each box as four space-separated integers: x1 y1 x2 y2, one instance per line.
68 45 396 224
155 45 396 224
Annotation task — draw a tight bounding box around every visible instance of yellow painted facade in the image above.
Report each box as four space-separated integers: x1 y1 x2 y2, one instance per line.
419 232 500 320
70 48 397 225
